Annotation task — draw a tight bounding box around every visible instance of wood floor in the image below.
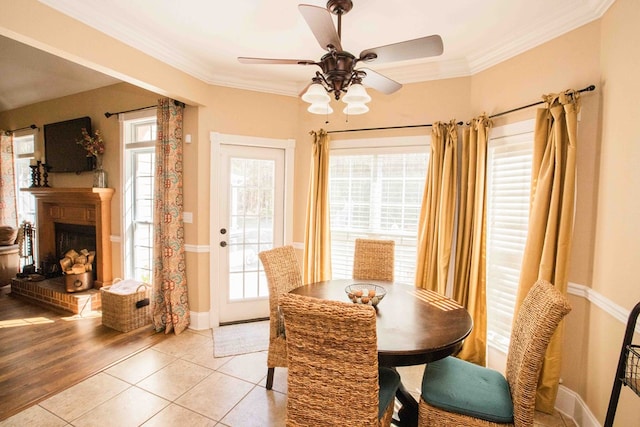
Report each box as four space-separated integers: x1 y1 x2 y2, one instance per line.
0 289 167 421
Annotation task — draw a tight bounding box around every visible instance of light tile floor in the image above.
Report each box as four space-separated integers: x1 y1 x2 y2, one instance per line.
1 328 578 426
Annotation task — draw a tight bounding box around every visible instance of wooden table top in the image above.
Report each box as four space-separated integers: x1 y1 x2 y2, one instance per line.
290 279 473 367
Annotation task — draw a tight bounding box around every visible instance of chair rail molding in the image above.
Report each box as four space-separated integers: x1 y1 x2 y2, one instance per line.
567 282 640 335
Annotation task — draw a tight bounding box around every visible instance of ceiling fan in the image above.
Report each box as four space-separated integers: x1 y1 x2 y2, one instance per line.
238 0 444 114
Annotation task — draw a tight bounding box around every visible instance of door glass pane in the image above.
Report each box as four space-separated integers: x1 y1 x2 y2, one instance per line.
132 151 155 283
228 157 275 301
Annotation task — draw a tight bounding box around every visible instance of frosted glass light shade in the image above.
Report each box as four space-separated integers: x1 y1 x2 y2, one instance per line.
302 83 330 104
342 83 371 104
308 103 334 115
343 103 369 115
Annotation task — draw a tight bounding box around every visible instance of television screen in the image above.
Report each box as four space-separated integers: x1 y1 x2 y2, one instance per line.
44 116 93 173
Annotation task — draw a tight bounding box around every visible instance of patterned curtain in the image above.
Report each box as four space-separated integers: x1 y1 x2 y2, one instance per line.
303 129 332 284
415 120 458 294
151 98 190 334
515 90 579 412
0 132 18 227
453 115 491 365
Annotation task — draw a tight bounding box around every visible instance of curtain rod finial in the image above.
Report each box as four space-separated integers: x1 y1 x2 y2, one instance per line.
104 112 113 118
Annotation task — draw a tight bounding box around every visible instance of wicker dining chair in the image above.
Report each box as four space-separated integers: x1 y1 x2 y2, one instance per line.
258 245 303 390
280 293 401 427
353 238 395 282
418 279 572 427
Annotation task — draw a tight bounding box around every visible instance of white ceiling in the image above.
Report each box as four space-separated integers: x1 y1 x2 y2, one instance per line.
2 0 613 112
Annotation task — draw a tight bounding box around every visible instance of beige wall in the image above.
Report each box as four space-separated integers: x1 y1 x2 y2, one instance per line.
590 0 640 423
2 0 640 424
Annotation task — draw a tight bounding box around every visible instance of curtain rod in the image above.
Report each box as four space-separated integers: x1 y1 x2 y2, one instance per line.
327 121 464 134
326 84 596 134
488 84 595 119
104 99 186 118
4 124 38 135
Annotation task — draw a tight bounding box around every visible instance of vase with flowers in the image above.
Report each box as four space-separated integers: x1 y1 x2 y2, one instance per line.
77 127 107 188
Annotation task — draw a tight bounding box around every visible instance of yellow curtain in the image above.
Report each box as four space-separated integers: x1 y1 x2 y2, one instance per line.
152 98 190 335
515 90 579 412
303 129 332 284
415 120 458 294
453 115 491 365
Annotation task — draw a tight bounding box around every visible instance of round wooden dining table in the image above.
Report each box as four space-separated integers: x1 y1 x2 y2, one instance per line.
290 279 473 427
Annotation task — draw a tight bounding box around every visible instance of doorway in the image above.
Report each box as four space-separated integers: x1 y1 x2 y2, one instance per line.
210 133 295 326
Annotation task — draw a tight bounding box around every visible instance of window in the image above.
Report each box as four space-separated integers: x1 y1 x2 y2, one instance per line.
486 121 534 354
122 112 157 283
329 137 429 284
13 131 37 225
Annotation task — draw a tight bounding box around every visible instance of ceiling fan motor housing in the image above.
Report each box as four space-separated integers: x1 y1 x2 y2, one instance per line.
319 51 357 99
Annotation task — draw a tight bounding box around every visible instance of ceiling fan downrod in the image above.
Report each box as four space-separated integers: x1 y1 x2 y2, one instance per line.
326 0 353 40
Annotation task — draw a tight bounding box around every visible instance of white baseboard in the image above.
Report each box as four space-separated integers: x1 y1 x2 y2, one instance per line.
188 311 210 330
556 385 601 427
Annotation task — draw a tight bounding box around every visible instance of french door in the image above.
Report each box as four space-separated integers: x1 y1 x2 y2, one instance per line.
213 138 289 324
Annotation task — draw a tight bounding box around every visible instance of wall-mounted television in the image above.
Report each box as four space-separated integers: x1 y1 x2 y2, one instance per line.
44 116 93 173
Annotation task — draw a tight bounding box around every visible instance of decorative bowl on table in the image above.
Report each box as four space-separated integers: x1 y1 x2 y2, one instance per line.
345 284 386 307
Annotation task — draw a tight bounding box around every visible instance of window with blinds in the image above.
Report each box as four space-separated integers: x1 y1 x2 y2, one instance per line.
486 125 534 353
123 113 157 283
13 132 37 225
329 141 428 285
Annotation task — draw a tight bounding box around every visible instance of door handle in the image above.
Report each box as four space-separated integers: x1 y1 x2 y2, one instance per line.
220 241 227 247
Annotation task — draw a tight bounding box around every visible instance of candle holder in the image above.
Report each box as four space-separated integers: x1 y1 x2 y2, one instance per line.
36 161 42 187
29 163 40 187
42 163 51 187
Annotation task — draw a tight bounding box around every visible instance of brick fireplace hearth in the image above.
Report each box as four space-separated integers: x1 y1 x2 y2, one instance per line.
11 277 101 315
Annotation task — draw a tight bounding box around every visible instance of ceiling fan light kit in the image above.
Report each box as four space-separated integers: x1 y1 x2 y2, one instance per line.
343 102 369 115
301 82 331 104
342 83 371 104
238 0 444 116
308 102 334 115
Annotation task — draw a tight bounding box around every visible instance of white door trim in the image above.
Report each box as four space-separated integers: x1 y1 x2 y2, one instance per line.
209 132 295 328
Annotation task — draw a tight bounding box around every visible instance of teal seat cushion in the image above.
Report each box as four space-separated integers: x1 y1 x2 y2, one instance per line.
378 367 401 419
421 356 514 423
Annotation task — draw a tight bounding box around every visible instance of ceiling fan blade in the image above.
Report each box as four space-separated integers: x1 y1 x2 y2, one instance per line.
298 81 313 98
360 35 444 64
238 57 317 66
359 68 402 94
298 4 342 51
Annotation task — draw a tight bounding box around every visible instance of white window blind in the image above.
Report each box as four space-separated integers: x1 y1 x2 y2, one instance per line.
329 143 428 285
486 129 533 353
123 113 157 283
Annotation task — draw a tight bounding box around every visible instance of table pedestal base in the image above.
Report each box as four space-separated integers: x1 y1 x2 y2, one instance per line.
392 372 419 427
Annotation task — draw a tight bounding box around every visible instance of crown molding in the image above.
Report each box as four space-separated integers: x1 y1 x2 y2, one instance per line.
39 0 616 98
467 0 616 74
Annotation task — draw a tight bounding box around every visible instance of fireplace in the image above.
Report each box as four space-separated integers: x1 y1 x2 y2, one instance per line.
24 187 114 288
56 223 96 258
53 223 97 278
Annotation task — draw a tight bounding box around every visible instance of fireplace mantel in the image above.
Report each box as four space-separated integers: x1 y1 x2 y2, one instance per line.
24 187 114 288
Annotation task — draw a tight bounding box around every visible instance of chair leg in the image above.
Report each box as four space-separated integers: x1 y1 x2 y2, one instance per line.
266 367 275 390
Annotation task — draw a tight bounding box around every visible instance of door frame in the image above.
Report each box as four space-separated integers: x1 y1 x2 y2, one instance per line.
209 132 295 328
